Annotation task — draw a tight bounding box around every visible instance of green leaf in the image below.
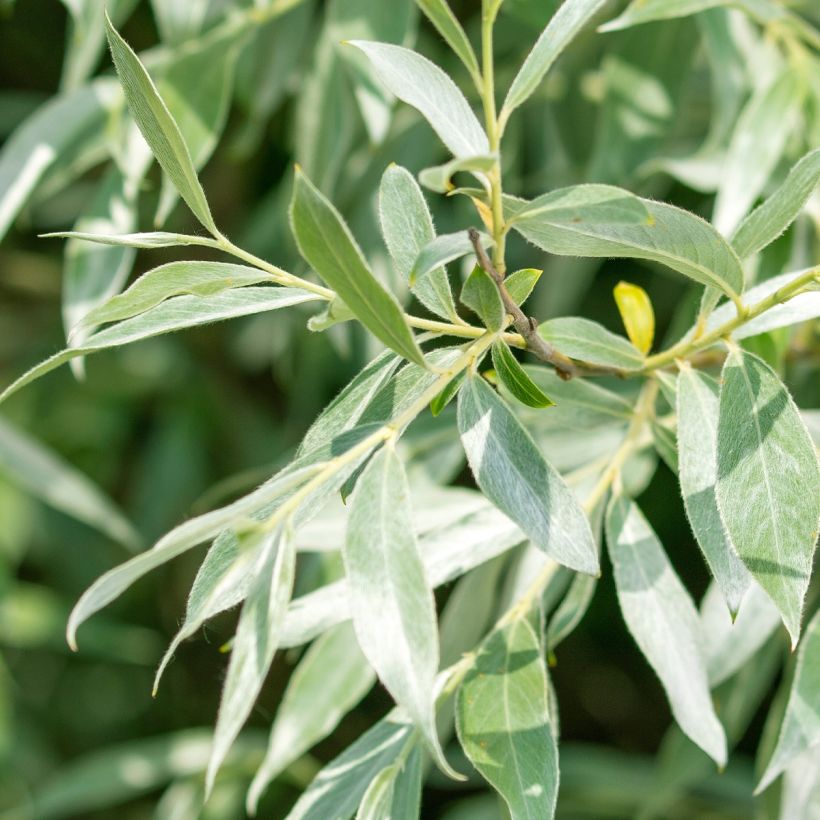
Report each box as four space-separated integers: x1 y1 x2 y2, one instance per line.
509 184 652 226
344 445 457 778
510 196 744 300
356 747 422 820
418 154 496 194
282 492 524 647
600 0 745 31
290 168 426 367
504 268 542 307
457 374 598 574
686 269 820 342
66 464 320 651
732 148 820 259
605 494 727 766
153 22 244 225
298 352 401 458
677 364 751 615
456 618 559 819
460 266 504 332
537 317 644 370
206 528 296 794
0 80 117 242
0 287 319 406
491 341 554 408
713 69 804 236
411 230 492 288
73 262 274 334
778 748 820 820
378 164 458 322
285 711 415 820
0 418 139 549
347 41 489 157
547 573 598 655
716 347 820 647
42 230 219 249
414 0 480 84
247 623 376 813
757 608 820 792
105 14 217 233
501 0 608 120
150 0 211 44
430 371 465 417
306 298 356 332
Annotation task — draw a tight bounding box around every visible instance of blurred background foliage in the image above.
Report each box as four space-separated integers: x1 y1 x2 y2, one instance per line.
0 0 818 817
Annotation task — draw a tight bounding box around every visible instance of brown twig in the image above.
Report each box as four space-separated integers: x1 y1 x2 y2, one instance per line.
468 228 624 380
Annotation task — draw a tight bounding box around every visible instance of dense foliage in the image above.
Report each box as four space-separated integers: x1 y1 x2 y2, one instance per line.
0 0 819 818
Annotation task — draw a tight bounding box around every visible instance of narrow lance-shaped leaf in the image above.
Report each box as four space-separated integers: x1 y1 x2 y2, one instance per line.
414 0 480 84
0 287 319 406
501 0 608 120
509 194 744 299
105 13 217 233
456 618 559 819
378 164 458 322
290 168 426 367
348 40 489 158
247 622 376 814
606 494 727 765
356 746 423 820
285 711 415 820
344 445 458 778
206 527 296 795
410 229 492 288
492 341 554 409
713 69 803 236
716 347 820 647
732 147 820 259
42 231 219 249
757 609 820 793
509 183 652 225
504 268 542 307
537 317 644 370
457 374 599 574
418 154 496 194
460 266 504 332
677 364 751 615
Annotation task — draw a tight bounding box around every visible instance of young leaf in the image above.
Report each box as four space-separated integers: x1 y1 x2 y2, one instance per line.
73 262 274 334
290 168 426 367
66 464 320 651
501 0 608 120
247 623 376 813
504 268 542 307
285 711 415 820
677 364 751 615
510 196 744 300
613 281 655 354
491 341 554 409
378 164 458 322
0 287 319 406
605 494 727 766
347 41 489 157
456 618 559 819
732 147 820 259
410 230 492 288
756 608 820 793
460 265 504 331
457 374 599 574
105 14 217 234
418 154 496 194
344 445 457 777
430 370 465 417
716 347 820 647
42 231 219 249
713 69 803 236
206 527 296 794
414 0 480 85
537 317 644 370
0 418 139 549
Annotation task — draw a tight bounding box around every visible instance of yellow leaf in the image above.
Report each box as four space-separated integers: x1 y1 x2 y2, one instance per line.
614 281 654 354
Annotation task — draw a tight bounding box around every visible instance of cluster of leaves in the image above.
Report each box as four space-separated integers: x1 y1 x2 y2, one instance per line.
0 0 819 817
